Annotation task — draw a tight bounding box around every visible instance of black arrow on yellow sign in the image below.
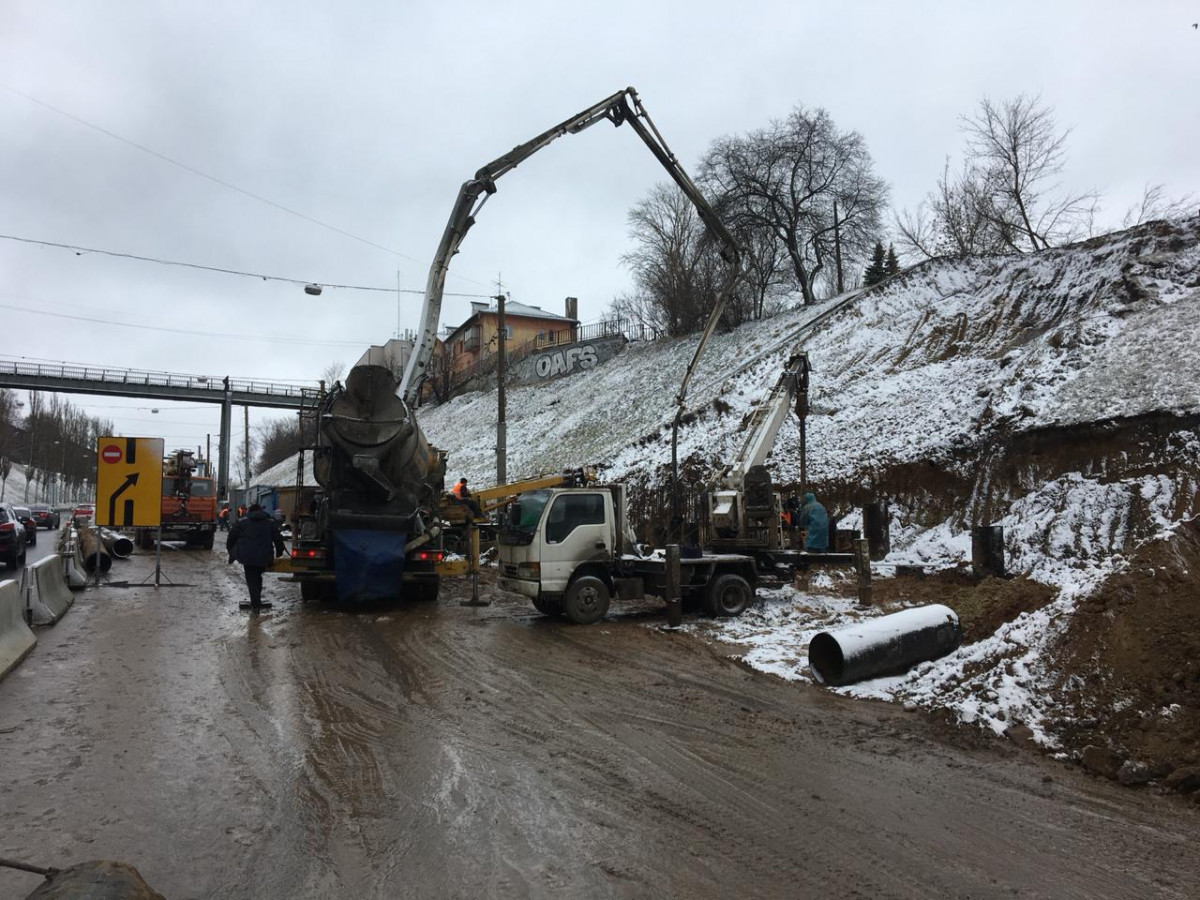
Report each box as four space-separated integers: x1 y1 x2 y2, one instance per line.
108 472 140 527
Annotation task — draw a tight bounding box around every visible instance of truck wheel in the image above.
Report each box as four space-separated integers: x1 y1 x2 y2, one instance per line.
410 580 439 602
704 574 753 617
202 533 215 550
300 581 335 603
563 576 610 625
532 596 563 617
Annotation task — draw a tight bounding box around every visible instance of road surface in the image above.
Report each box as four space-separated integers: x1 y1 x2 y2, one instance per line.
1 546 1197 898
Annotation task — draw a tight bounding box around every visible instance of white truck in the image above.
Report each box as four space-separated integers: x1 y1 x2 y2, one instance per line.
498 484 758 625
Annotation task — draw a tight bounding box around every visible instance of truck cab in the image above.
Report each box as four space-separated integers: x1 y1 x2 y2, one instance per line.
500 485 758 625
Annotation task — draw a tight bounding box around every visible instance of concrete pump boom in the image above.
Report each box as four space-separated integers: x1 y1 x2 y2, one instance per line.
398 88 742 521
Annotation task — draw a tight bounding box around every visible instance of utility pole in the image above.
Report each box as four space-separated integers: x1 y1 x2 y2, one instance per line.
218 377 232 500
496 291 507 485
243 406 250 490
833 200 844 295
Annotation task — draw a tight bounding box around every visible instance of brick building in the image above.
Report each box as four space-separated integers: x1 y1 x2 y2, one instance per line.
442 297 580 381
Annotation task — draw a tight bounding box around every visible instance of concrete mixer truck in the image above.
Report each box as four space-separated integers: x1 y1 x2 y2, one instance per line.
287 364 447 603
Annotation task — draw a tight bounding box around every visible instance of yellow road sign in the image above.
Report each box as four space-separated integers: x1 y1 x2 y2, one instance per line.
94 437 164 528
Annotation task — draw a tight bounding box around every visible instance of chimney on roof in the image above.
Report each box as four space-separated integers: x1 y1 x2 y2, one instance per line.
565 296 578 320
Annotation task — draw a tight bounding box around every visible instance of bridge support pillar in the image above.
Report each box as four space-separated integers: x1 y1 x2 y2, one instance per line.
218 377 232 500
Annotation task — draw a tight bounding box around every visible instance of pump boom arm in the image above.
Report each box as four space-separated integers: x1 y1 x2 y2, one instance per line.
399 88 742 413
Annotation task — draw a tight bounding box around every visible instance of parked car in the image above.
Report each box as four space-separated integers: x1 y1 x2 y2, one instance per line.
12 506 38 546
29 503 60 529
0 503 29 569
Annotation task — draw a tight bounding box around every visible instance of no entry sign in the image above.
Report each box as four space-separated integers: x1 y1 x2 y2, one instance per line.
101 444 123 464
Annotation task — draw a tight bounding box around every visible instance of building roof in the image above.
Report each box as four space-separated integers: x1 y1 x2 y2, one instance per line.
444 300 577 342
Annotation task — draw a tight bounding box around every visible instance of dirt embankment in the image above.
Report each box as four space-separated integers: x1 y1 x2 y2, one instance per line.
816 411 1200 535
1051 516 1200 790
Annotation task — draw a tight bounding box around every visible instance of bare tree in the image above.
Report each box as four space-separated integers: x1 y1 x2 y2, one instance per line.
734 223 791 321
1122 183 1196 227
620 183 723 336
961 94 1097 252
895 158 1012 260
255 416 303 475
320 361 346 387
701 106 888 305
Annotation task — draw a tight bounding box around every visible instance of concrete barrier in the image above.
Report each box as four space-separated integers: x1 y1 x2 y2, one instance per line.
30 556 75 626
0 577 37 681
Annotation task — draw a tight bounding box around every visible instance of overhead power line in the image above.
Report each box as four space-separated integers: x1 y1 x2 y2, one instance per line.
0 233 493 298
1 83 497 290
0 301 373 347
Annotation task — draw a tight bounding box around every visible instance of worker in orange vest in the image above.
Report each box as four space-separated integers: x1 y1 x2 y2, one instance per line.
452 478 481 517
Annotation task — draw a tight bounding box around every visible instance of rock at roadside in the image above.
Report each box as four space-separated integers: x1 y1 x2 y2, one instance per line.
1116 761 1156 787
1165 767 1200 795
1081 745 1123 780
1004 723 1035 746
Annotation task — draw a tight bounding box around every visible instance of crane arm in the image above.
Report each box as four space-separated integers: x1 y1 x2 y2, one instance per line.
719 352 810 490
399 87 741 411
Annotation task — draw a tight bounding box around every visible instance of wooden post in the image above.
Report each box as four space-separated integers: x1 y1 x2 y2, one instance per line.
460 524 489 606
664 544 682 628
854 538 872 606
972 525 1006 578
864 500 890 561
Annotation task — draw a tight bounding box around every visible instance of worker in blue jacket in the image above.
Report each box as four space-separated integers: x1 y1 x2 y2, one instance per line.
798 492 829 552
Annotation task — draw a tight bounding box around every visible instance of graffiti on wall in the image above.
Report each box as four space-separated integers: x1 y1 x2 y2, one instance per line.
534 345 598 379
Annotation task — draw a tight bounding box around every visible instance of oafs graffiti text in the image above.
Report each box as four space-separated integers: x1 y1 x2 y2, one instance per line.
534 345 598 379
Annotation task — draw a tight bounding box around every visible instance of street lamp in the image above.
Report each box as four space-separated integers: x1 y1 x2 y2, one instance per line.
24 426 35 503
52 440 65 506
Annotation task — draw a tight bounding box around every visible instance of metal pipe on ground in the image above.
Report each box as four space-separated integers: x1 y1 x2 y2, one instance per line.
808 604 961 687
76 528 113 575
98 528 134 559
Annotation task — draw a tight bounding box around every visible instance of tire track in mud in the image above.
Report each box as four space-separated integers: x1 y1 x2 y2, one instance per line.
355 600 948 897
365 590 1199 898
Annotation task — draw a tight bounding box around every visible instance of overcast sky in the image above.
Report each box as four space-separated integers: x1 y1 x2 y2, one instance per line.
2 0 1197 457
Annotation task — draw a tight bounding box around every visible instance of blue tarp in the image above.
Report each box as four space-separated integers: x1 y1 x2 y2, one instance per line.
333 529 406 602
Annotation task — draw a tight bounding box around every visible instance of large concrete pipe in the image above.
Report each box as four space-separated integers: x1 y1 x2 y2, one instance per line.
18 858 165 899
808 604 961 687
76 528 113 575
99 528 134 559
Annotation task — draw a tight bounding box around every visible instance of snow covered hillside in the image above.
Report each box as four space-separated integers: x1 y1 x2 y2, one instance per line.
421 216 1200 569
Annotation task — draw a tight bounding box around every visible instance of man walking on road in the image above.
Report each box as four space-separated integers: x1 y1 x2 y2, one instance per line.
227 503 286 611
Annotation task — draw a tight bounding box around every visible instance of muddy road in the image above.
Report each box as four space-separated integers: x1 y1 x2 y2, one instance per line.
2 547 1197 899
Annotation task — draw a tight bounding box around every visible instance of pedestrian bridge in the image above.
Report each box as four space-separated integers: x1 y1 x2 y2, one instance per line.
0 359 315 409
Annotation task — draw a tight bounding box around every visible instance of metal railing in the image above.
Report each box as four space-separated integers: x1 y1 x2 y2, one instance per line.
448 318 661 389
0 359 314 400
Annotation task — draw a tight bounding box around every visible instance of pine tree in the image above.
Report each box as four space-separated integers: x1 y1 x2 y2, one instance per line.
863 241 886 286
886 243 900 277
